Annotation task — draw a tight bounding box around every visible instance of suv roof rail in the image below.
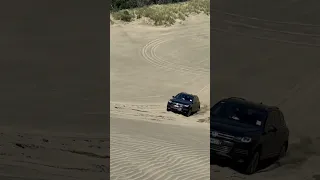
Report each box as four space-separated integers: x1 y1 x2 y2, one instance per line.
227 97 246 100
180 92 193 96
270 106 279 109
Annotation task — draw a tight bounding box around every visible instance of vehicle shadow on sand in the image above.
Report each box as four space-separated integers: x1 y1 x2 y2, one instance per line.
211 137 319 175
210 156 280 174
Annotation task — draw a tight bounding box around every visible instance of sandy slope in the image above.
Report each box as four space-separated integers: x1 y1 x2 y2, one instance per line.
110 15 210 126
0 126 109 180
0 2 109 179
110 14 210 180
111 0 320 179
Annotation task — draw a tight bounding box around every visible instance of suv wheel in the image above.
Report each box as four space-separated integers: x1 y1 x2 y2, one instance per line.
185 109 192 117
278 143 287 159
245 151 260 174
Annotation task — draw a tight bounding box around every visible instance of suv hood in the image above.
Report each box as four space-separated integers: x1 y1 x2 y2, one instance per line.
211 117 262 137
170 98 192 105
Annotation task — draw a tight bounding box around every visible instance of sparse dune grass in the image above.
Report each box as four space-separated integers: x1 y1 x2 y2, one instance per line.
111 0 209 26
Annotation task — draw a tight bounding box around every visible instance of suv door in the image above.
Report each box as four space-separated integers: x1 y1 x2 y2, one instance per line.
191 96 197 111
274 110 287 152
262 111 278 159
194 96 200 110
279 111 289 137
197 96 201 110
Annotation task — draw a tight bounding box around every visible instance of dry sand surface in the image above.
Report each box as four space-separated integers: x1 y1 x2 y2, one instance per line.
110 14 210 180
211 0 320 179
0 127 108 180
0 2 109 180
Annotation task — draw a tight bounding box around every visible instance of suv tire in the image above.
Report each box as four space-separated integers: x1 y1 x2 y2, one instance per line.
244 151 260 175
278 143 287 159
185 109 192 117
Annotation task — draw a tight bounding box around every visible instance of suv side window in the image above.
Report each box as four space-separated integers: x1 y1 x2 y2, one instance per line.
271 110 286 129
273 110 282 129
277 111 286 127
194 96 199 103
265 111 275 131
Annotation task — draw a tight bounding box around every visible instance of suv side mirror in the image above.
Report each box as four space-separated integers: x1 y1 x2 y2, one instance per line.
172 96 175 98
267 125 277 133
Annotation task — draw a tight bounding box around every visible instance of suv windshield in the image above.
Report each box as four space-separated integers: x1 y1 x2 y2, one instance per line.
211 101 267 127
175 93 194 102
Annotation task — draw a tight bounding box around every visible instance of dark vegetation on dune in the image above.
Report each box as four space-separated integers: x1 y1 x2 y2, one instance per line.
110 0 209 26
111 0 189 11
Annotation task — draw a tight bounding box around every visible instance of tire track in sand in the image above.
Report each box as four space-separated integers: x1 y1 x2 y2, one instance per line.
111 19 210 180
140 28 210 75
140 25 210 101
111 24 210 119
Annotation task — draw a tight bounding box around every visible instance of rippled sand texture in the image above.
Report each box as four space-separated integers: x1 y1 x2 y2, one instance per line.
111 14 210 180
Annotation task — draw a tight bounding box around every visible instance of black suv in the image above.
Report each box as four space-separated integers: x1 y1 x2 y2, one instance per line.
210 97 289 174
167 92 201 117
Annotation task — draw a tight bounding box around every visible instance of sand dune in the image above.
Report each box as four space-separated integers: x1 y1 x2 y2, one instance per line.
111 0 320 178
110 14 210 180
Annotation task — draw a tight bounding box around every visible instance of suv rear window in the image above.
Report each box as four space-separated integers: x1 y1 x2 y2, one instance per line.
211 101 268 127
